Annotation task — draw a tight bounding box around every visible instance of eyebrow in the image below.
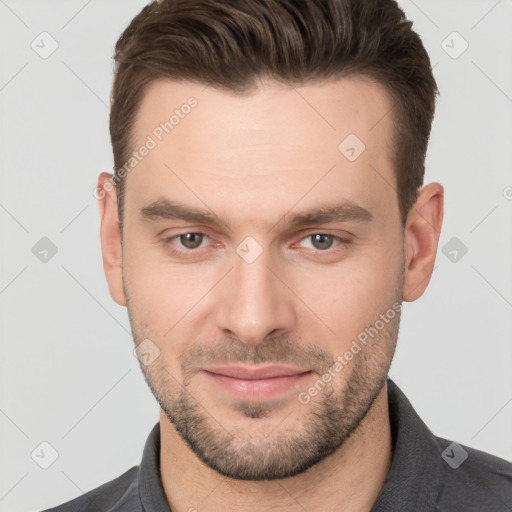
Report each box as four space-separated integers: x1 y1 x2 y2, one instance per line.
140 198 373 230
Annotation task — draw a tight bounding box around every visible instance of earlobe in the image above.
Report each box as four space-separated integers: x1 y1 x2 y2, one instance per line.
97 172 127 307
402 182 444 302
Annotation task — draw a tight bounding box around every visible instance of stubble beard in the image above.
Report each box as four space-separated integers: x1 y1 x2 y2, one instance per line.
128 299 402 481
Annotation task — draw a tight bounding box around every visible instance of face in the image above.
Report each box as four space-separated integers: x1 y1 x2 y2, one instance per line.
102 76 419 480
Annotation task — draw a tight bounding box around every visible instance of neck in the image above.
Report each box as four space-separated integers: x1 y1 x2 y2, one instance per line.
160 382 392 512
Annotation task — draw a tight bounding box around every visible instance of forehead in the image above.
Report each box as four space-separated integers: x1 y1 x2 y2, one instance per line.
124 76 398 227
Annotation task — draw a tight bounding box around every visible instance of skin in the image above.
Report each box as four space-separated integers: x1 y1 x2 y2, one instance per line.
97 76 443 512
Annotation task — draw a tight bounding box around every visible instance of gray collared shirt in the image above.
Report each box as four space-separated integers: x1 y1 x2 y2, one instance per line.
41 378 512 511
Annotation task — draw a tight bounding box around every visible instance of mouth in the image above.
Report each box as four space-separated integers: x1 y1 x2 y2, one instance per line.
201 365 313 401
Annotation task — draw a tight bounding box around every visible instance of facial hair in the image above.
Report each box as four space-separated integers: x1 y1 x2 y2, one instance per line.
127 291 402 481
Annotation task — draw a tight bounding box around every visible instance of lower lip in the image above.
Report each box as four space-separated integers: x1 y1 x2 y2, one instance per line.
202 371 313 401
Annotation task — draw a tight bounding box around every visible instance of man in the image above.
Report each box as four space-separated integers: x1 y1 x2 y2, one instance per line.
43 0 512 510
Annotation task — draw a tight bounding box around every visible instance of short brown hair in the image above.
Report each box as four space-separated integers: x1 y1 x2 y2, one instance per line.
110 0 438 230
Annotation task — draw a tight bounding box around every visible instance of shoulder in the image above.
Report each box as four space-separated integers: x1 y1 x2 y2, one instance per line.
434 436 512 510
40 466 140 512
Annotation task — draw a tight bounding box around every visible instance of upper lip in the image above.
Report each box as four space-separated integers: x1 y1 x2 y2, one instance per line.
203 365 311 380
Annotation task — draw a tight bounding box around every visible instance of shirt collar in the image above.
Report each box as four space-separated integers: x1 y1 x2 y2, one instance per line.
371 378 443 510
138 421 171 511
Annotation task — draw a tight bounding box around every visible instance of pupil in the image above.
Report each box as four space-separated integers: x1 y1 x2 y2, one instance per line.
313 234 332 250
181 233 203 249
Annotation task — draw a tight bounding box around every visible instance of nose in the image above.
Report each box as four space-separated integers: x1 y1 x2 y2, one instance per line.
215 244 297 346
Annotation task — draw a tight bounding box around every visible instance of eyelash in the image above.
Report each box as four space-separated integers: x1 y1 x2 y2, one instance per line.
162 231 352 256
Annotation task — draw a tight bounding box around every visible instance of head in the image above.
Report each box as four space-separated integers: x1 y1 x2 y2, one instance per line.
98 0 443 480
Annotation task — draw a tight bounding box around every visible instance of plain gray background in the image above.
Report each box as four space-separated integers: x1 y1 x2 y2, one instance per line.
1 1 511 511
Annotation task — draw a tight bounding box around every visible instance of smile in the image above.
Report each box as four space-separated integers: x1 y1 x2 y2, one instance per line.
201 365 313 401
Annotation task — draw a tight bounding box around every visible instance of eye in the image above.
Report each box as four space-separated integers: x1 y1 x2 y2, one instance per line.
298 233 350 251
166 232 210 251
161 231 351 258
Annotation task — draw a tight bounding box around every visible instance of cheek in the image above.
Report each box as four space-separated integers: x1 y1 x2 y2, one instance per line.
123 239 221 343
295 238 403 341
124 265 198 375
123 245 181 329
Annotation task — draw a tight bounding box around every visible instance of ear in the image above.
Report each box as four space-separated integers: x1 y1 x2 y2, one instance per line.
97 172 126 306
402 182 444 302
